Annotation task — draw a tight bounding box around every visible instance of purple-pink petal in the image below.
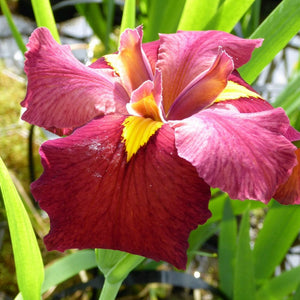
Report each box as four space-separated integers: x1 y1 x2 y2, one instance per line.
157 30 262 113
167 50 234 120
176 31 263 69
172 108 297 203
21 27 129 132
104 26 153 94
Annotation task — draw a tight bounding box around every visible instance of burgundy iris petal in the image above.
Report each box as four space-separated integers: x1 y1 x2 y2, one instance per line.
33 115 211 269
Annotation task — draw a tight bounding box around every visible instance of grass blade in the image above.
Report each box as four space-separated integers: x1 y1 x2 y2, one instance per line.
233 209 255 300
292 282 300 300
0 0 27 54
253 202 300 283
256 266 300 300
0 157 44 300
219 197 237 298
104 0 115 50
42 250 97 293
177 0 220 31
273 71 300 116
240 0 261 37
239 0 300 84
30 0 60 43
143 0 185 42
120 0 136 34
204 0 255 32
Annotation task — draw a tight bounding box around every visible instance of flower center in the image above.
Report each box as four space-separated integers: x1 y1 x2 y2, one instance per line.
129 93 163 122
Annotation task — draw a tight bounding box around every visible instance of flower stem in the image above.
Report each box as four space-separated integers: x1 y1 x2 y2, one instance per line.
99 279 123 300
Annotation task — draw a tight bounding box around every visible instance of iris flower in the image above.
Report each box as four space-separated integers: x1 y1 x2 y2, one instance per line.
21 26 300 269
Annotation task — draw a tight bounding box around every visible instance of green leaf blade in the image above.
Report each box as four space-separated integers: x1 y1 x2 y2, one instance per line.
42 250 97 293
120 0 136 34
143 0 185 42
177 0 220 31
253 202 300 283
204 0 255 32
234 209 255 300
0 0 27 54
273 71 300 116
219 198 237 298
239 0 300 84
0 157 44 300
256 266 300 300
31 0 60 43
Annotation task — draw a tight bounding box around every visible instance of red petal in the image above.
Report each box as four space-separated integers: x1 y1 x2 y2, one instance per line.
274 149 300 204
32 115 211 269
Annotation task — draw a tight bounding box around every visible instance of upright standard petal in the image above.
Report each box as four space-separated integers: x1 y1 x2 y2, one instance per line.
21 27 129 132
167 50 234 120
31 115 211 269
127 71 165 122
157 31 262 113
172 108 297 203
142 40 160 74
90 39 160 74
105 26 153 94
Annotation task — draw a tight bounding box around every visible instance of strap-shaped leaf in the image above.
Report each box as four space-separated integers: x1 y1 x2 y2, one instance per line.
120 0 136 35
0 0 26 54
292 282 300 300
256 266 300 300
0 157 44 300
273 71 300 116
219 197 237 298
204 0 255 32
143 0 185 42
234 209 255 300
42 250 97 293
239 0 300 84
177 0 220 31
253 201 300 283
31 0 60 43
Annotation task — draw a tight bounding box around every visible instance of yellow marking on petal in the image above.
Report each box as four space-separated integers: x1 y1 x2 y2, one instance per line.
131 93 162 122
105 54 121 76
122 116 163 162
214 80 262 102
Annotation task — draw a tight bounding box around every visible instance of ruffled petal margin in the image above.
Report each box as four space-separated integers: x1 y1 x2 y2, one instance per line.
32 115 211 269
21 27 129 133
172 108 297 203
